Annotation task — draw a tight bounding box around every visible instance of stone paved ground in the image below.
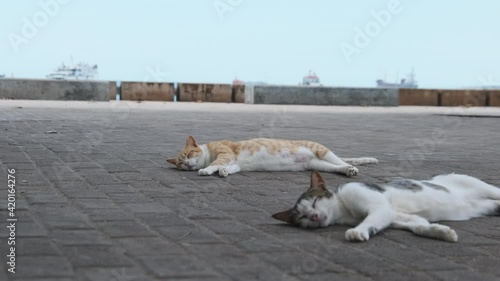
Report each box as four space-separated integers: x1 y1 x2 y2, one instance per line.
0 100 500 281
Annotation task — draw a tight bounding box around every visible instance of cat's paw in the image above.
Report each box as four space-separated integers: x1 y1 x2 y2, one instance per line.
345 166 359 177
345 228 369 242
218 168 229 178
444 229 458 242
198 168 211 176
429 224 458 242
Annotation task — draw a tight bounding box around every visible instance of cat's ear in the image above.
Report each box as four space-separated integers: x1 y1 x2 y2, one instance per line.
272 209 295 224
186 136 198 147
309 171 326 191
166 158 178 165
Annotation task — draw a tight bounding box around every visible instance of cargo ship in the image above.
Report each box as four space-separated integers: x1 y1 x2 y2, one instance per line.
376 69 418 88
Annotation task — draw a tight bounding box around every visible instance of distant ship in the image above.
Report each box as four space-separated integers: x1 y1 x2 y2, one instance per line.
376 69 418 88
232 77 245 85
301 70 322 86
46 61 98 80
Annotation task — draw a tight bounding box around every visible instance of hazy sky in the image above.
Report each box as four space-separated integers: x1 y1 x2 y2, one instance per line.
1 0 499 88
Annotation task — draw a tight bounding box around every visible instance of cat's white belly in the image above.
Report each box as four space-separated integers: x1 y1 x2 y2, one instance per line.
236 147 314 171
388 190 483 221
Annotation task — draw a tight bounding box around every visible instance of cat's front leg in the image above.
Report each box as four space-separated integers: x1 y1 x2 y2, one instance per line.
218 164 241 178
198 166 220 176
345 208 393 242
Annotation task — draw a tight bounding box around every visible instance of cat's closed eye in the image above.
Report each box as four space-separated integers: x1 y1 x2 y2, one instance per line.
312 198 318 208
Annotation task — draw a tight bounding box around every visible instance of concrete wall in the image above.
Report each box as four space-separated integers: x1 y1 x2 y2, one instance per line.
178 83 232 102
399 89 439 106
440 90 487 107
232 84 245 103
251 85 399 106
244 84 254 104
109 81 117 100
0 78 110 101
121 82 175 101
490 91 500 107
399 89 500 107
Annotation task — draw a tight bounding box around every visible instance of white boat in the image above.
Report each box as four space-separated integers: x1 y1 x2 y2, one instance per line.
46 62 98 80
301 70 322 86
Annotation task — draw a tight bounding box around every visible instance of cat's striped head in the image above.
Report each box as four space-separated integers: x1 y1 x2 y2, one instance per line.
167 136 204 171
272 171 333 228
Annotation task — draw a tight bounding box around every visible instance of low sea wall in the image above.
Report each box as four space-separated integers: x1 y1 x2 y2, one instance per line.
1 78 499 106
400 88 500 106
248 85 399 106
0 78 110 101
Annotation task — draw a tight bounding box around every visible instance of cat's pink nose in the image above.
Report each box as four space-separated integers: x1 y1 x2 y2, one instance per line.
310 213 319 222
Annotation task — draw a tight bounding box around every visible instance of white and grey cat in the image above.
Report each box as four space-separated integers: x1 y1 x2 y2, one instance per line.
273 171 500 242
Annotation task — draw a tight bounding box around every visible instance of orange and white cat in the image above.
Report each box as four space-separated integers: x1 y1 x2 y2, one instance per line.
167 136 378 177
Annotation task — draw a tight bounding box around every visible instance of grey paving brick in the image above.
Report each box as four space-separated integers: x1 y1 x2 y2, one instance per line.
94 183 137 194
14 221 48 237
219 232 288 253
364 269 438 281
429 270 500 281
448 256 500 276
112 171 153 182
219 264 300 281
82 267 152 281
157 225 223 244
160 198 229 220
23 192 68 204
140 189 179 199
135 255 217 279
115 237 186 256
65 161 100 169
188 243 254 265
6 277 76 281
107 192 152 203
15 237 60 256
12 256 74 278
59 189 108 199
122 160 158 169
84 208 135 222
297 272 373 281
101 163 139 173
60 245 133 267
118 202 170 213
73 198 117 209
35 208 92 230
39 165 81 182
96 221 156 238
197 219 254 234
257 251 348 276
80 173 122 185
50 229 112 246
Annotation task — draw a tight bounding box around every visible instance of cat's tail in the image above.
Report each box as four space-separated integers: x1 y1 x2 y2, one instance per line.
341 157 378 165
